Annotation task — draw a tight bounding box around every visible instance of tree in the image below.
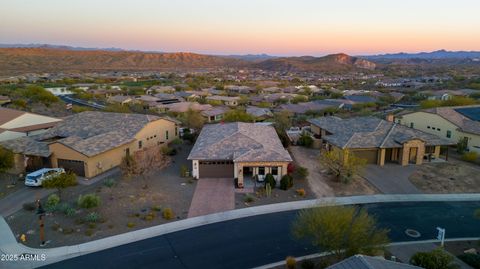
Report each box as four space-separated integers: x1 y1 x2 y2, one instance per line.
42 172 78 198
223 109 255 122
297 134 313 147
0 146 14 173
181 108 205 130
410 248 459 269
319 149 367 183
292 205 389 260
273 110 293 131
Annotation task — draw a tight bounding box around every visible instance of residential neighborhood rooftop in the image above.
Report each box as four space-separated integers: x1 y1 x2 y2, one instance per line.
326 255 422 269
423 105 480 135
187 122 292 162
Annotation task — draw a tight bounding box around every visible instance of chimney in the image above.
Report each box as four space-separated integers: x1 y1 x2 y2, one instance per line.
386 114 394 122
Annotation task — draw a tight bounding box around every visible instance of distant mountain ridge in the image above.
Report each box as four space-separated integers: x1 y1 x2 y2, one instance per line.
0 43 124 52
363 49 480 59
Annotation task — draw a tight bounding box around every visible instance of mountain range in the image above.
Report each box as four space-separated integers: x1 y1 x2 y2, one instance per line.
363 49 480 60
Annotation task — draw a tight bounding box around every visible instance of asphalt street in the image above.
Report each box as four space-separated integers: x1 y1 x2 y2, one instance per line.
41 201 480 269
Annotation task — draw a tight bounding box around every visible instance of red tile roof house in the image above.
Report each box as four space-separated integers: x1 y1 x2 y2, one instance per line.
187 122 292 188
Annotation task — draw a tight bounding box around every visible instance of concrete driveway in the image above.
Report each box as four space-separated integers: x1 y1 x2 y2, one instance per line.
0 186 55 217
362 164 421 194
188 178 234 218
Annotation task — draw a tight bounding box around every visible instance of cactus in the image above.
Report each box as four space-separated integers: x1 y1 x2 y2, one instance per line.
265 182 272 197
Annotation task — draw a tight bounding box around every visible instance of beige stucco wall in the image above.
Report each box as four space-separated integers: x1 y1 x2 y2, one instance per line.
399 112 480 153
134 118 178 149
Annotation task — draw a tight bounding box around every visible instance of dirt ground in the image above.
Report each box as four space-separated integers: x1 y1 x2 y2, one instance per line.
234 177 316 209
444 240 480 256
0 173 23 199
289 146 378 197
409 161 480 193
6 144 197 248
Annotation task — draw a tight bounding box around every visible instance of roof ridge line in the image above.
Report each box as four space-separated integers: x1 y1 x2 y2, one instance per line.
380 122 396 148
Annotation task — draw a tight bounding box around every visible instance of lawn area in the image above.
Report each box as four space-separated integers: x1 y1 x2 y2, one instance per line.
409 161 480 193
5 144 197 248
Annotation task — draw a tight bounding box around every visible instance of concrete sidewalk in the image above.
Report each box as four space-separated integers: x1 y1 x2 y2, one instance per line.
1 194 480 268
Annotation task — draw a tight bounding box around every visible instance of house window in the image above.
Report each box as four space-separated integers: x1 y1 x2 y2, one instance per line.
272 167 278 175
446 130 452 138
165 130 169 140
437 128 441 131
427 126 430 129
410 122 414 128
125 148 130 157
258 167 265 175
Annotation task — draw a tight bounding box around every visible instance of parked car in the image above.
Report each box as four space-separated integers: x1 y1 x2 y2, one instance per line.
25 168 65 187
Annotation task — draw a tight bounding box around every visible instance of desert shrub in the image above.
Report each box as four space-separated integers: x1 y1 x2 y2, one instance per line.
458 253 480 269
77 194 100 209
286 256 296 269
88 223 97 229
462 152 478 163
85 229 95 236
161 146 177 156
180 165 188 177
244 194 255 203
85 212 100 223
23 202 36 211
64 207 76 217
264 173 276 189
296 188 306 197
410 248 456 269
62 228 74 235
171 138 183 145
151 205 162 212
280 174 294 190
42 172 77 189
292 166 309 180
103 178 116 188
127 222 136 228
46 194 60 211
300 259 315 269
162 208 174 220
297 134 313 147
144 212 156 221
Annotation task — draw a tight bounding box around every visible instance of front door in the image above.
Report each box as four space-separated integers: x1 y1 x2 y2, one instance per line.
409 147 418 163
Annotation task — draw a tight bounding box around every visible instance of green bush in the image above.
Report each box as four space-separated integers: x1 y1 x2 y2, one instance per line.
264 173 276 189
42 172 77 189
163 208 174 220
292 166 309 180
64 207 76 217
151 205 162 212
103 178 116 188
127 222 136 228
297 134 313 147
180 165 188 177
458 253 480 269
410 248 457 269
161 146 177 156
77 194 100 209
280 174 293 190
244 194 255 203
286 256 296 269
300 259 315 269
46 194 60 211
85 229 95 236
462 152 478 163
85 212 100 223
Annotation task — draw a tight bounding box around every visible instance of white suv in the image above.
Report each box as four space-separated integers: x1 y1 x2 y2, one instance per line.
25 168 66 187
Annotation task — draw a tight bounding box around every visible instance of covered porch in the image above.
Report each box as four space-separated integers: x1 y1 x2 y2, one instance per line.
234 161 289 188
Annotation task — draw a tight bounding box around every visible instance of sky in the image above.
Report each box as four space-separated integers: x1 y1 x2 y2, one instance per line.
0 0 479 56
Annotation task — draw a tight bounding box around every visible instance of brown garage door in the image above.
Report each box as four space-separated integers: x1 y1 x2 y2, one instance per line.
199 160 234 178
352 150 378 164
57 159 85 177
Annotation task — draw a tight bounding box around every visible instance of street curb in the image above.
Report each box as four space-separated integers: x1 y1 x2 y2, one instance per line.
252 237 480 269
1 194 480 268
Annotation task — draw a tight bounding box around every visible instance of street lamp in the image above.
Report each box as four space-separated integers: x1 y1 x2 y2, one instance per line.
36 199 46 247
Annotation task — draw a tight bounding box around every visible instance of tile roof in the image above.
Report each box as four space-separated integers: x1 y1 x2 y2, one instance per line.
308 116 454 149
0 107 26 125
2 111 176 157
423 105 480 135
201 106 229 117
246 106 272 118
326 255 422 269
187 122 292 162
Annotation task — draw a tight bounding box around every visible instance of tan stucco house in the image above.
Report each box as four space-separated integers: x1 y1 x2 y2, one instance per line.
0 107 62 142
396 105 480 153
309 116 454 166
187 122 292 187
2 111 179 178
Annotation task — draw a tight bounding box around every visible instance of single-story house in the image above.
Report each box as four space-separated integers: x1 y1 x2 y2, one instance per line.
1 111 179 178
206 95 241 106
153 102 212 113
278 100 343 115
106 95 136 105
326 255 421 269
0 108 62 142
153 93 184 104
246 106 273 121
201 107 229 122
309 116 454 166
396 105 480 153
187 122 292 187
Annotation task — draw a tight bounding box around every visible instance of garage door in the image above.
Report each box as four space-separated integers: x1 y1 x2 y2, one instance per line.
199 160 234 178
352 150 378 164
57 159 85 177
